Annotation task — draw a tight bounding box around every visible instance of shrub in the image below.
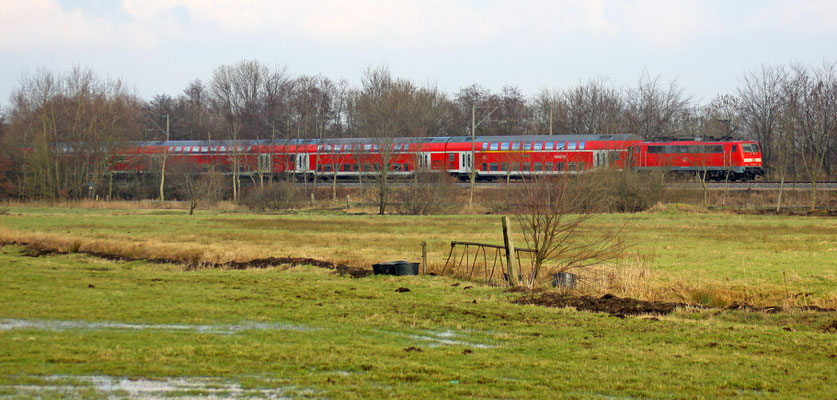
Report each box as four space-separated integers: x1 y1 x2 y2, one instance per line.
241 181 304 211
393 172 461 215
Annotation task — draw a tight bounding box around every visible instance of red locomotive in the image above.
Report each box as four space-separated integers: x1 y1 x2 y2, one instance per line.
113 134 764 181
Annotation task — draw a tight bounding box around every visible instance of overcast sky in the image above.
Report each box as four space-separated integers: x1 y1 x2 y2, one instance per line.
2 0 836 108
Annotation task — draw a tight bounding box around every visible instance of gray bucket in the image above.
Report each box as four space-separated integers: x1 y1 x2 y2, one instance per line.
552 272 577 289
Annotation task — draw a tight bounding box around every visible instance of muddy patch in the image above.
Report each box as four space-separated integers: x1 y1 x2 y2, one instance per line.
511 290 836 317
0 319 312 334
1 375 312 399
513 292 688 317
2 240 371 278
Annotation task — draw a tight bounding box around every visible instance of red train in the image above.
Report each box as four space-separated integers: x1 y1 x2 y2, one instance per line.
113 134 764 181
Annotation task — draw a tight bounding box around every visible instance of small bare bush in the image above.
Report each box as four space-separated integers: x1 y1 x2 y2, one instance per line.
241 181 304 211
394 172 461 215
510 173 629 287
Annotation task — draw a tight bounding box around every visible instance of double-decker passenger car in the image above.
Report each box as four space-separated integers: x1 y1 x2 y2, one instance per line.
111 134 764 181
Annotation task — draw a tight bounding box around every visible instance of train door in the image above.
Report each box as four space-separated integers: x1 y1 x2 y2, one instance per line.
417 152 431 171
258 153 272 173
295 154 309 173
593 151 608 169
458 152 472 173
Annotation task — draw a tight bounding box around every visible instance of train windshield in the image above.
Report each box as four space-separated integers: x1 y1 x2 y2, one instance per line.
742 144 760 153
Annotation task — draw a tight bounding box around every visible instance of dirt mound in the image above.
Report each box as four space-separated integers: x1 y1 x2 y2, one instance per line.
512 290 836 317
646 202 709 214
512 292 689 317
736 208 837 217
4 240 372 278
224 257 371 278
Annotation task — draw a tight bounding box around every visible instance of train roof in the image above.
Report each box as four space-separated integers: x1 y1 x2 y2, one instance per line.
137 134 642 147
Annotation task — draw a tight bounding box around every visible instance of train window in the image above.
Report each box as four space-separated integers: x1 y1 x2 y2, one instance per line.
557 162 565 171
511 142 521 151
688 145 700 153
175 146 182 152
392 164 402 172
501 163 509 171
363 163 371 171
481 163 487 171
647 146 662 153
545 142 554 150
363 144 372 151
323 164 332 172
545 162 553 171
523 142 532 151
731 145 737 153
534 142 543 150
578 162 586 171
482 143 489 151
708 145 723 153
557 142 565 150
568 162 576 170
490 163 499 171
201 146 208 153
490 142 499 151
449 154 456 163
579 141 586 150
501 142 509 150
511 162 520 171
168 147 175 152
522 163 531 171
568 142 577 150
743 144 758 152
534 162 543 171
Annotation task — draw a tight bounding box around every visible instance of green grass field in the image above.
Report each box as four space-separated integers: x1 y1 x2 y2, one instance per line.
0 206 835 398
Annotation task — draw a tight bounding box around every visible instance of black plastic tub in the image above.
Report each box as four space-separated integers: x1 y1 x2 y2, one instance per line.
372 261 418 276
395 262 419 276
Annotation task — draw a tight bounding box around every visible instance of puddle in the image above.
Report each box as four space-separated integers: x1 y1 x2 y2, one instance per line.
0 319 312 334
1 375 317 399
404 329 495 349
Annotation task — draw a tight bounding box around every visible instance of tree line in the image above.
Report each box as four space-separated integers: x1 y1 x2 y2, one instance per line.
0 60 835 201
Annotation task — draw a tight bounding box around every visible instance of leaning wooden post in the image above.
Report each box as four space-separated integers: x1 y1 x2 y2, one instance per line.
502 216 519 286
421 241 427 274
346 194 351 209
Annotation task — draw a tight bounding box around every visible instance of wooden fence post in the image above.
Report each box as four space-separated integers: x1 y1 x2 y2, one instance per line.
421 241 427 274
502 216 519 286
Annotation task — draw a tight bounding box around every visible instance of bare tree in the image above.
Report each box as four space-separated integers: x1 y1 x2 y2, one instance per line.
560 77 625 134
625 71 691 139
7 67 142 200
510 174 627 288
787 62 837 210
737 65 785 174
